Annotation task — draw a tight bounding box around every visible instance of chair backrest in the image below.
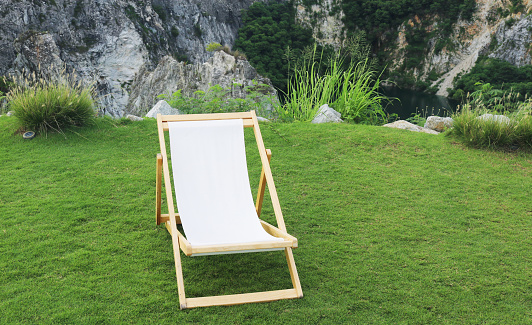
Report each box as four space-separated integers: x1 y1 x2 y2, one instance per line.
168 118 283 247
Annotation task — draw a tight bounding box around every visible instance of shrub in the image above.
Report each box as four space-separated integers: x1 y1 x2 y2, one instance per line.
234 0 314 91
170 26 179 37
449 102 532 149
450 57 532 100
206 42 223 52
332 59 388 124
7 71 96 135
157 83 276 117
278 38 388 124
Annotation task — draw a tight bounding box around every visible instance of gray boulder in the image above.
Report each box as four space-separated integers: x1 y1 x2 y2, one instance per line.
126 114 143 122
383 120 439 134
312 104 343 124
424 116 454 132
145 100 181 118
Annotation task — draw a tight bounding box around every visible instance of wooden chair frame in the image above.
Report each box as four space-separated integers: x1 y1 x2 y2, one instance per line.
155 111 303 309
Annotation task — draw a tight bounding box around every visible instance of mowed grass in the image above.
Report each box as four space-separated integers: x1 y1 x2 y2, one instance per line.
0 116 531 324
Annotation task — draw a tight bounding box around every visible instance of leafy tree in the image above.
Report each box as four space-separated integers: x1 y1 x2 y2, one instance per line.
341 0 476 76
234 0 313 91
451 57 532 101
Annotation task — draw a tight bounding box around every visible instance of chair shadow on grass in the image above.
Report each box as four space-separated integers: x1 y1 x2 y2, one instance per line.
173 222 293 298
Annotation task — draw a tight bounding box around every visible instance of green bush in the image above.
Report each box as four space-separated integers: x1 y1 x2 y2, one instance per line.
278 37 388 124
234 0 314 91
7 72 96 135
157 83 276 117
449 103 532 149
206 42 223 52
450 57 532 101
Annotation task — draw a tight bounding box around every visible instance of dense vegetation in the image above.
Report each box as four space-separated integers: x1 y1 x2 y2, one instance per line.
448 80 532 149
278 40 388 124
235 0 478 93
234 0 313 90
450 56 532 101
341 0 476 74
341 0 476 39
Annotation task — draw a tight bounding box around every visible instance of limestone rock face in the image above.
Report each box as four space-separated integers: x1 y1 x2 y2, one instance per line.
127 51 277 117
488 13 532 67
0 0 258 117
424 116 454 132
383 120 439 134
296 0 344 46
12 32 64 75
311 104 343 124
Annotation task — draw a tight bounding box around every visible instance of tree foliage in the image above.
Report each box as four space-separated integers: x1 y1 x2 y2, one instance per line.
234 0 313 90
341 0 476 76
342 0 476 39
450 57 532 101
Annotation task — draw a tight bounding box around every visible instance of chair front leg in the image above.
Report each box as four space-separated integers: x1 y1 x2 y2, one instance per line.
156 153 163 225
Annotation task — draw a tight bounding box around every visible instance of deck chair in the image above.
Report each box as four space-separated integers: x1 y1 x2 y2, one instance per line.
155 111 303 309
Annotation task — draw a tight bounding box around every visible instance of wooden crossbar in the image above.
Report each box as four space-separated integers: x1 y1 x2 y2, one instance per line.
185 289 299 308
155 110 303 309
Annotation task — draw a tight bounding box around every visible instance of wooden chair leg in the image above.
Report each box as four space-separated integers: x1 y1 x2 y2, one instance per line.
173 232 187 309
255 149 272 217
285 248 303 298
156 154 163 225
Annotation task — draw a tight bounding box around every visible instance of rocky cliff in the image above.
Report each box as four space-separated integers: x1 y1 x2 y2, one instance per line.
297 0 532 96
401 0 532 96
127 51 277 116
0 0 266 117
2 0 532 117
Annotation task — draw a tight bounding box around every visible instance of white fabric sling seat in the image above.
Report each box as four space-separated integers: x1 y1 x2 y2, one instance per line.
155 111 302 309
168 119 284 254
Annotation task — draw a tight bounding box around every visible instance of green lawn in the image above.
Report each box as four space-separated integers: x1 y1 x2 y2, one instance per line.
1 116 531 324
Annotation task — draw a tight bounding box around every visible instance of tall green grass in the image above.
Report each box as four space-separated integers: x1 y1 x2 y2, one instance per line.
449 85 532 149
278 40 387 123
333 59 388 124
6 70 96 135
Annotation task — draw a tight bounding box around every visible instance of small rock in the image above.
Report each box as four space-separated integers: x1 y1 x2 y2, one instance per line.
312 104 343 124
477 113 511 124
145 100 181 118
257 116 270 122
383 120 439 134
424 116 453 132
126 114 143 122
6 111 14 117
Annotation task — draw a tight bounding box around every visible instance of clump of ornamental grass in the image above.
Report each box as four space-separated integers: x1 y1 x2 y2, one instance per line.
513 103 532 147
6 69 96 135
449 101 532 149
278 33 389 124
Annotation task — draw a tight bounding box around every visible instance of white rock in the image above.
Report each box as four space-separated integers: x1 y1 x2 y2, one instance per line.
145 100 181 118
477 113 511 124
311 104 343 124
6 111 14 116
257 116 270 122
424 116 453 132
383 120 439 134
126 114 143 122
